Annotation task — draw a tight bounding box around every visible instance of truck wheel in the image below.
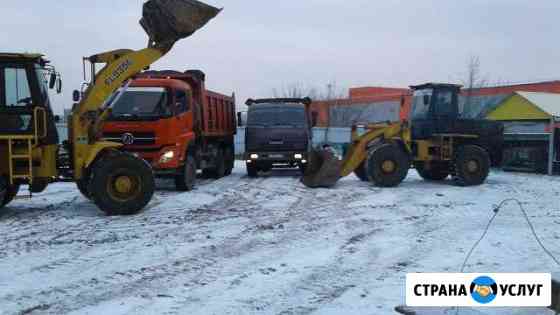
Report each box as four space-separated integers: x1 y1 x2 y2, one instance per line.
354 161 369 181
89 151 155 216
0 177 19 208
414 161 450 181
175 155 196 191
247 163 258 177
453 145 490 186
214 149 226 179
224 146 234 176
30 178 49 193
366 143 410 187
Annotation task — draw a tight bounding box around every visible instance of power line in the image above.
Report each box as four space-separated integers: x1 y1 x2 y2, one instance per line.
456 198 559 315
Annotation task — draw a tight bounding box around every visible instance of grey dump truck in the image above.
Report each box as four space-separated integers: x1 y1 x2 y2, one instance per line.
241 98 317 177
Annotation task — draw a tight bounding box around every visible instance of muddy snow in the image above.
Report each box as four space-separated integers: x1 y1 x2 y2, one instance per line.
0 162 559 315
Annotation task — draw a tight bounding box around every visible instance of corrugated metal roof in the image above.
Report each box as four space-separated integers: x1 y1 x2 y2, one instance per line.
517 91 560 118
0 52 44 59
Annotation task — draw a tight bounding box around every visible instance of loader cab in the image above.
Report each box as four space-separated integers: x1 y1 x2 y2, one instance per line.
409 83 461 140
0 53 60 144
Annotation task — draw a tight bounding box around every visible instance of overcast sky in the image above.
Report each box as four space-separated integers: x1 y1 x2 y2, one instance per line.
1 0 559 114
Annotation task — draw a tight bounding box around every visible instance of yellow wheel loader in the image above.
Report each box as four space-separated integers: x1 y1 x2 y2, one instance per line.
0 0 221 215
302 83 504 188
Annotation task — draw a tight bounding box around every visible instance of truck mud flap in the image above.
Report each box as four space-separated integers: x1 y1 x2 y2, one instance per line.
140 0 221 44
301 149 342 188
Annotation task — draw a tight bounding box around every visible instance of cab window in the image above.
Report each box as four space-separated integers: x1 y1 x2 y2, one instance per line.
4 67 33 107
175 90 190 113
434 90 456 117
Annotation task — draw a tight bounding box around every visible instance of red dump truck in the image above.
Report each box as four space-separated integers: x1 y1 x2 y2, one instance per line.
102 70 236 191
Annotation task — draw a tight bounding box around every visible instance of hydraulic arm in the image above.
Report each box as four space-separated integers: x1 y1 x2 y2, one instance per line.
71 0 221 180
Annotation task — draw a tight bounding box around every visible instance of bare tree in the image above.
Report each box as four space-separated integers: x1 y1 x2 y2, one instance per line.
462 55 488 109
272 81 344 101
272 81 349 145
272 82 317 99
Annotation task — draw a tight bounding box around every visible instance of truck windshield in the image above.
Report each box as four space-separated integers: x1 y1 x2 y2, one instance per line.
410 88 433 120
247 105 306 127
110 87 169 119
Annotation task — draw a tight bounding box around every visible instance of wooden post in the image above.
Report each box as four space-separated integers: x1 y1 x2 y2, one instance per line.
551 278 560 312
549 118 556 176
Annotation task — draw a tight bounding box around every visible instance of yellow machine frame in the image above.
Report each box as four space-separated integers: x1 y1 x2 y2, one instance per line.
70 47 171 180
339 122 479 177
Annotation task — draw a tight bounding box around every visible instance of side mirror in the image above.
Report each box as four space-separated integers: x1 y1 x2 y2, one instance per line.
53 115 61 123
56 78 62 94
237 112 243 127
72 90 81 102
49 72 57 89
423 95 430 106
174 102 183 117
311 111 318 127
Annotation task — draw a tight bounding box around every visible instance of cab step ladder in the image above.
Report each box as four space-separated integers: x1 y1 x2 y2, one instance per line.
7 137 34 199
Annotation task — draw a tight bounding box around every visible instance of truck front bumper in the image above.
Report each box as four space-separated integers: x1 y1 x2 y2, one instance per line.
244 152 308 165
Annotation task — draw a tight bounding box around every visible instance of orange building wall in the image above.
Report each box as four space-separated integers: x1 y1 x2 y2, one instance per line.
349 86 410 99
310 93 411 127
311 81 560 127
351 81 560 122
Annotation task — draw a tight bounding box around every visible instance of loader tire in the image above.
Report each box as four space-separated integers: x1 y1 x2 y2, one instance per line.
89 151 155 216
246 163 258 178
354 162 369 181
0 177 19 208
77 178 91 200
453 145 490 186
414 161 450 181
366 143 410 187
175 155 196 191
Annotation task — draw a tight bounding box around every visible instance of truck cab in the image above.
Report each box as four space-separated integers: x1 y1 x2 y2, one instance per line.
102 70 236 191
243 98 315 177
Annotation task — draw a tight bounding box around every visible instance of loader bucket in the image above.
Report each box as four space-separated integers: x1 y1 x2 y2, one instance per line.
140 0 221 46
301 149 342 188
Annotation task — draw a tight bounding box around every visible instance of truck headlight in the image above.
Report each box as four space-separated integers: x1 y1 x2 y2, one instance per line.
250 154 259 159
294 154 303 159
159 150 175 163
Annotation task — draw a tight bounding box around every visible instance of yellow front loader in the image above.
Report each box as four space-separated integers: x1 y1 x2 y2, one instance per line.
302 83 504 188
0 0 221 215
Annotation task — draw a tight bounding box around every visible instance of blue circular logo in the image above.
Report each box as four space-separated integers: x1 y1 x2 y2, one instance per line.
470 276 498 304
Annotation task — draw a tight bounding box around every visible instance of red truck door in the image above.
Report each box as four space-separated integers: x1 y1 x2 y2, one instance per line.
173 88 196 158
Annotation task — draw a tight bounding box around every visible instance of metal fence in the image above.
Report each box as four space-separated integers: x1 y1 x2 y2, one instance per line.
235 127 352 155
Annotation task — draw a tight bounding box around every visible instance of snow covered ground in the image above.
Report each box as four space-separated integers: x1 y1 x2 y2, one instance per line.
0 162 559 315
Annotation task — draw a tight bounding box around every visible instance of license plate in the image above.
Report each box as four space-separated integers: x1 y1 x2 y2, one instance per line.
269 154 284 158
